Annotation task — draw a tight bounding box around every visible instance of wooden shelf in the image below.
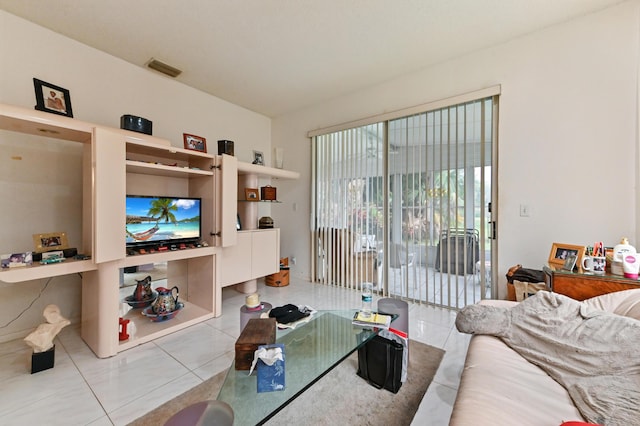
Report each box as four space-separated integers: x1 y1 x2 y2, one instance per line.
0 103 93 143
126 138 212 160
1 103 221 359
126 160 214 178
0 258 97 283
237 161 299 179
124 246 216 267
118 301 214 352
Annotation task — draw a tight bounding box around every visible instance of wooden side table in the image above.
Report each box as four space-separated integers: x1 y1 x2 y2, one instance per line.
543 265 640 301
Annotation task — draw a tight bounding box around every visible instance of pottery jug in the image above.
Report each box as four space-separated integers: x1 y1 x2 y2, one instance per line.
133 275 154 301
152 286 179 314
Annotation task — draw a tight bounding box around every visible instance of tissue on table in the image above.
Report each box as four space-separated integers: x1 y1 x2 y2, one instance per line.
250 343 285 392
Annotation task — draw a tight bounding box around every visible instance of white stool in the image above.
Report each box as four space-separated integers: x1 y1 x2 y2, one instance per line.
239 302 272 331
377 298 408 337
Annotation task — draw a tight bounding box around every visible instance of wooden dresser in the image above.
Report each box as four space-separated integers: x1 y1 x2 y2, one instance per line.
544 265 640 301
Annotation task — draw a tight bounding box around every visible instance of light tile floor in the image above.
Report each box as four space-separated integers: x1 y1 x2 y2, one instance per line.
0 277 470 426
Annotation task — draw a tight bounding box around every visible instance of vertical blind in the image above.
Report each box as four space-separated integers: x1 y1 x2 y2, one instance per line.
311 91 497 309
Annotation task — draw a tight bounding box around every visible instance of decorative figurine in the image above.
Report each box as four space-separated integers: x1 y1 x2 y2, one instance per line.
142 286 183 322
133 276 154 301
24 304 70 353
119 317 131 341
124 275 157 308
24 304 70 373
151 286 179 314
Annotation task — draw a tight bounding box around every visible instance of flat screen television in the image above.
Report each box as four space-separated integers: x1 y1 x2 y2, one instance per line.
125 195 202 248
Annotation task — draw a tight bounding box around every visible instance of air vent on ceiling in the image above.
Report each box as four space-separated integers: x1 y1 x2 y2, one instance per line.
146 58 182 78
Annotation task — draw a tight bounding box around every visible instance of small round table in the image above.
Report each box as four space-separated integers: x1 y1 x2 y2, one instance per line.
240 302 273 331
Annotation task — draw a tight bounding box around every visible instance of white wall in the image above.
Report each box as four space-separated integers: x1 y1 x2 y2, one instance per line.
2 2 639 342
273 1 640 298
0 11 271 341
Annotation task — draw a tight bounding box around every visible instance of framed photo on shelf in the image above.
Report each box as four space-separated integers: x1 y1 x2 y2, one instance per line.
245 188 259 201
183 133 207 153
1 252 33 269
252 150 264 165
548 242 585 268
33 78 73 117
33 232 69 253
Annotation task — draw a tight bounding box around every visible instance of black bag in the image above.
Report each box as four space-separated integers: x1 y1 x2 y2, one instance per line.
506 264 545 284
357 335 403 393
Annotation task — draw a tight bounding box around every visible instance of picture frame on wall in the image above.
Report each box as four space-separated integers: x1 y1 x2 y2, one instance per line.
548 242 585 268
183 133 207 153
252 150 264 165
33 232 69 253
33 78 73 117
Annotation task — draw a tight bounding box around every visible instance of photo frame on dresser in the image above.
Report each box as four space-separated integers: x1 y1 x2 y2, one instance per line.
33 78 73 117
548 242 585 268
562 253 578 271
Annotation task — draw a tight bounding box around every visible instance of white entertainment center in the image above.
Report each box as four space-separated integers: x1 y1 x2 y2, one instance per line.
0 103 298 358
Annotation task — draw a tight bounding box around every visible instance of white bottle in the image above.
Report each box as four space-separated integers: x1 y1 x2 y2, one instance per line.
612 237 635 276
360 282 373 319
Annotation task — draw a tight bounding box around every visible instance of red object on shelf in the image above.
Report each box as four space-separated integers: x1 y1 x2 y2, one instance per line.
119 317 130 341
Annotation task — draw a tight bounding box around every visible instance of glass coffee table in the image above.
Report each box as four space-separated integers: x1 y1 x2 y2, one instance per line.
217 310 392 425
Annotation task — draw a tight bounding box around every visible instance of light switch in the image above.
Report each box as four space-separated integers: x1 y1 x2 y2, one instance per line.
519 204 530 217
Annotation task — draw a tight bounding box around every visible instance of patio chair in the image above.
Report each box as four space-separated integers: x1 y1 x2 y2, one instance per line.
389 242 417 288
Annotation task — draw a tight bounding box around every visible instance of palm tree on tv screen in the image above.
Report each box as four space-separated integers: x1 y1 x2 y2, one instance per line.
148 198 178 224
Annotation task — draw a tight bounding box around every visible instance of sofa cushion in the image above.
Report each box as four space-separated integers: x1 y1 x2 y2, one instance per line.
583 289 640 320
456 291 640 425
450 335 583 424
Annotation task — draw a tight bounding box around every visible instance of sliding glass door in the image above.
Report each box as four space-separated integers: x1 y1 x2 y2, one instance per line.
312 95 497 309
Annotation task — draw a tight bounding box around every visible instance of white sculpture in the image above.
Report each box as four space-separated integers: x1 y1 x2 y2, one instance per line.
24 304 70 353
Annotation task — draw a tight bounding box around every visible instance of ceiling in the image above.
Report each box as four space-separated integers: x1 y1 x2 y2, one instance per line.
0 0 625 117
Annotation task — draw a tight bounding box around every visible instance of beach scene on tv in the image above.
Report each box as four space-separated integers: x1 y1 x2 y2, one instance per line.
126 197 201 245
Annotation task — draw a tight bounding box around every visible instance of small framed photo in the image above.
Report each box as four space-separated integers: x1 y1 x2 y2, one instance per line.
33 232 69 253
1 252 33 269
183 133 207 153
562 253 578 271
245 188 259 201
33 78 73 117
548 242 585 268
252 150 264 165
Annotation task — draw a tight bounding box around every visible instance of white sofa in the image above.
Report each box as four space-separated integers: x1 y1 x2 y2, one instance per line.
450 289 640 425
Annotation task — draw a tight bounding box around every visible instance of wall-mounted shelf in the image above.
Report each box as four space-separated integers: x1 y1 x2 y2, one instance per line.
0 258 97 283
126 160 214 178
237 161 300 180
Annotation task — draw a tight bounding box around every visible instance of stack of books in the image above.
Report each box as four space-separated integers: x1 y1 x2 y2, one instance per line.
352 311 392 329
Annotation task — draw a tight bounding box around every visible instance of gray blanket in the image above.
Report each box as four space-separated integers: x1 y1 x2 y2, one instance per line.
456 291 640 425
